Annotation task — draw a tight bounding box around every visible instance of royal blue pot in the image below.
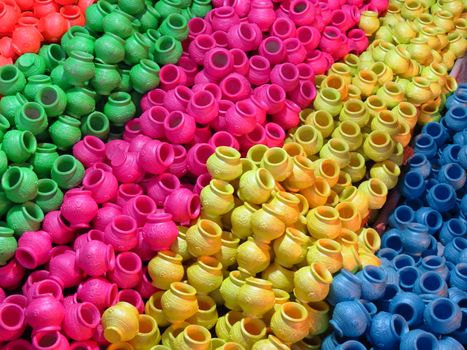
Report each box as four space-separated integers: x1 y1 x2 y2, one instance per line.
389 292 425 327
440 218 466 245
356 265 387 301
450 263 467 291
415 207 443 235
458 145 467 170
327 269 362 306
401 223 431 256
424 298 462 335
399 266 420 291
377 283 401 311
378 248 398 262
426 178 440 191
368 312 408 350
438 336 464 350
414 134 438 160
446 89 467 110
335 340 366 350
422 236 440 258
413 271 448 297
445 237 467 264
321 333 341 350
388 205 415 229
422 122 449 147
404 198 424 211
426 183 457 213
454 130 467 146
392 254 416 271
448 287 467 307
400 329 439 350
440 144 462 165
381 229 403 253
401 171 426 200
420 256 449 281
451 308 467 344
380 265 400 286
409 154 432 178
330 300 371 338
460 194 467 217
361 299 378 318
445 105 467 132
460 249 467 263
438 163 466 190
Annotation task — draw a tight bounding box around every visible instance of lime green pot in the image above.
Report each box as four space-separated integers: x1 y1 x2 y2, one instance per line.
2 130 36 163
15 53 46 77
49 116 82 150
0 227 17 265
6 202 44 236
30 143 60 179
51 155 85 190
1 166 38 204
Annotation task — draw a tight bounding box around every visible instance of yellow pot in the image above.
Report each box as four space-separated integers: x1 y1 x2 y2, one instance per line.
319 138 351 169
102 302 140 343
406 77 434 105
173 325 211 350
238 277 275 317
454 18 467 38
332 121 363 152
393 21 418 44
358 178 388 210
399 59 422 79
107 343 134 350
332 171 352 195
335 202 362 232
339 99 370 127
231 202 260 240
383 4 403 26
262 262 295 293
306 206 341 240
292 335 321 350
375 25 395 43
201 179 235 217
394 119 412 147
314 75 327 89
252 335 290 350
434 10 456 32
186 219 222 257
370 160 401 190
348 84 362 100
148 250 185 290
150 346 171 350
293 262 333 303
372 41 395 62
326 190 339 207
407 37 433 65
376 81 405 109
246 144 269 167
365 95 387 119
300 301 330 336
414 13 434 30
146 292 170 328
440 0 464 18
270 302 309 344
219 269 250 311
161 282 199 323
283 156 315 192
237 237 271 275
215 311 243 340
283 142 306 160
161 323 188 348
419 26 442 50
371 111 399 136
215 231 240 268
339 186 369 219
273 227 310 268
384 45 411 75
187 294 218 330
293 125 324 157
338 229 362 273
170 228 192 262
322 74 349 101
306 239 343 274
343 152 366 183
389 142 405 166
344 54 360 73
363 130 394 162
261 147 293 182
217 343 247 350
358 228 382 253
313 88 342 117
229 317 267 350
352 70 379 98
422 63 448 89
300 177 331 208
448 31 467 57
401 0 424 20
187 256 223 295
392 101 418 129
211 338 227 349
129 315 161 350
207 147 242 182
251 203 286 243
443 76 458 95
359 248 382 267
359 11 380 36
329 63 353 85
269 191 301 226
304 111 335 139
312 159 340 187
370 62 394 86
442 50 457 70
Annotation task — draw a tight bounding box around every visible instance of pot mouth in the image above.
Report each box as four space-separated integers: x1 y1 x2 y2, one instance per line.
241 317 266 337
310 262 333 284
316 238 341 254
336 202 358 220
198 219 222 238
246 277 272 290
171 282 196 297
281 302 308 322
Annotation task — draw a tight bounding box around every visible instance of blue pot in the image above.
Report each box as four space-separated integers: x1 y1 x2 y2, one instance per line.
327 269 362 306
420 256 449 281
440 218 466 245
458 145 467 170
389 292 425 327
460 249 467 263
426 178 440 191
445 105 467 132
400 329 439 350
454 130 467 146
335 340 366 350
460 194 467 217
414 207 443 235
409 154 432 178
438 163 466 190
377 283 401 311
377 248 399 261
388 205 414 229
424 298 462 335
401 171 426 200
356 266 387 301
440 144 462 165
450 263 467 291
381 265 400 285
422 236 440 258
361 299 378 318
404 198 424 211
381 229 403 253
392 254 416 271
446 89 467 109
413 271 448 297
399 266 420 291
438 337 464 350
448 287 467 307
426 183 457 213
445 237 467 264
401 223 431 256
321 333 341 350
368 312 408 350
330 300 371 338
414 134 438 160
451 308 467 344
422 122 449 147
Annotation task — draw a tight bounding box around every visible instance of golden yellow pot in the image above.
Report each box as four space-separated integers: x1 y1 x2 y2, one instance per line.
454 17 467 37
102 302 140 343
217 343 247 350
215 311 243 340
293 262 333 303
371 111 399 136
214 231 239 268
300 177 331 208
440 0 464 18
283 142 306 158
161 282 199 323
207 146 242 182
326 190 339 207
359 11 380 36
392 101 418 129
306 239 343 274
148 250 185 290
401 0 424 20
343 152 366 183
434 10 456 32
414 13 434 30
312 159 340 187
187 294 218 330
173 325 211 350
261 147 293 182
344 54 360 74
187 256 223 295
146 292 170 328
338 229 362 273
384 45 411 75
448 31 467 57
237 237 271 275
358 247 382 267
269 191 301 226
376 81 405 109
161 323 188 348
365 96 387 119
419 26 442 50
107 343 134 350
405 77 434 105
270 302 309 344
129 315 161 350
358 178 388 210
335 202 362 232
407 37 433 65
363 130 394 162
230 317 267 350
383 3 403 26
262 262 295 293
300 301 330 336
422 63 448 89
372 41 395 62
201 179 235 217
339 99 370 127
339 186 369 219
443 50 457 70
293 125 324 157
251 203 286 243
319 138 351 169
329 63 353 85
304 110 335 138
351 70 379 98
322 74 349 101
252 335 290 350
273 227 310 268
370 160 401 190
331 121 362 152
230 202 260 240
283 156 315 192
394 118 412 147
306 206 341 240
313 88 342 117
332 171 352 195
219 269 250 311
238 277 275 317
358 227 382 253
443 76 458 95
370 62 394 85
186 219 222 257
393 21 418 44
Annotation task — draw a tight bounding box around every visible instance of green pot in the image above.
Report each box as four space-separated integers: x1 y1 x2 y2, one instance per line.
38 44 67 72
61 26 91 51
35 178 63 213
2 130 36 163
6 202 44 236
15 53 46 77
104 92 136 126
158 13 188 41
124 32 151 66
154 0 182 18
49 116 82 151
119 0 146 15
0 114 10 143
0 227 17 265
35 85 67 117
138 5 160 32
103 9 135 39
63 51 96 87
85 0 115 33
23 75 52 101
14 102 48 135
91 62 121 96
0 150 7 177
129 59 160 94
64 33 95 56
0 190 12 216
30 143 59 179
51 155 85 190
0 65 26 96
0 93 27 124
191 0 211 17
65 87 96 118
95 32 126 64
1 166 38 204
118 69 131 92
81 111 110 140
151 35 183 65
50 63 73 91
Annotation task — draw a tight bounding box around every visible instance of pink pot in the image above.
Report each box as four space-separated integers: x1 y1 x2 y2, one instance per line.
25 279 63 302
225 99 257 136
140 88 166 111
61 189 98 229
248 55 271 86
0 303 25 341
188 17 212 41
289 0 316 25
63 302 100 341
82 169 118 204
178 56 198 86
117 289 145 313
204 47 234 80
25 294 65 331
194 173 212 196
253 83 286 114
210 99 232 131
32 331 69 350
146 174 181 207
142 212 179 250
138 140 174 175
270 63 300 92
77 278 118 312
93 203 122 232
116 183 143 207
230 48 249 75
249 96 268 125
164 111 196 144
296 26 320 51
164 86 193 112
49 251 82 289
105 140 130 162
271 17 297 40
128 134 151 153
164 188 201 225
123 119 142 141
3 339 32 350
3 294 27 309
22 271 50 296
248 0 276 31
108 252 143 289
307 49 331 75
104 215 138 252
319 26 349 59
284 37 307 64
15 230 52 270
189 34 217 65
241 123 267 152
187 143 215 176
319 3 333 25
137 268 159 299
265 122 286 147
111 151 145 183
271 99 301 130
42 211 75 245
76 240 115 277
297 63 315 81
259 36 286 65
192 82 223 101
122 195 157 227
288 80 317 108
132 229 154 262
227 22 260 52
348 28 369 54
331 9 353 33
0 287 4 303
209 131 240 150
73 136 106 168
139 105 168 139
369 0 388 14
159 64 187 90
168 145 188 178
70 341 99 350
212 6 240 32
220 73 252 102
187 91 220 124
0 259 25 290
